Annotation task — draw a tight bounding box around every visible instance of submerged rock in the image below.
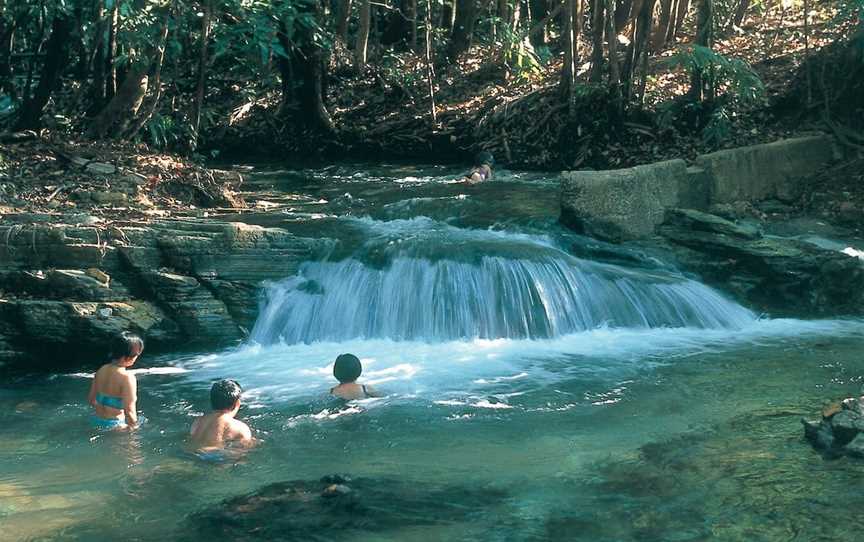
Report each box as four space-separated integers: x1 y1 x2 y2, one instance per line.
178 475 506 541
658 208 864 316
803 397 864 457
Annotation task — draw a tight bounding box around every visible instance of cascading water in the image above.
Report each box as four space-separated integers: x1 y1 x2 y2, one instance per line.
251 217 755 345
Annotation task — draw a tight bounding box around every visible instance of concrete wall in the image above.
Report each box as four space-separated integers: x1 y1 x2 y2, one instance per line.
561 135 837 242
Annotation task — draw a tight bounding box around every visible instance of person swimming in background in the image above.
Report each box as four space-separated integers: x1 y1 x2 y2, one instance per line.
330 353 380 400
189 379 254 458
88 332 144 430
463 151 494 184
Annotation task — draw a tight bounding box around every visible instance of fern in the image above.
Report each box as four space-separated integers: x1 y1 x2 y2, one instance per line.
663 45 766 106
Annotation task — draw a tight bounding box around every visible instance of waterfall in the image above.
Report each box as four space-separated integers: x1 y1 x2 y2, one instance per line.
251 218 755 345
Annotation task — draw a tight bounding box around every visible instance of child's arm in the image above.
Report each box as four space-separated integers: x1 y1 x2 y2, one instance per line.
123 375 139 426
87 371 98 407
231 420 255 447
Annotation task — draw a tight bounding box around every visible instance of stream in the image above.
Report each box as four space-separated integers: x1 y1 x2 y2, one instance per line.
2 165 864 541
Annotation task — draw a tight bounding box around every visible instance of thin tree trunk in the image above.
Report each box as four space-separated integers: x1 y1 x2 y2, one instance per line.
690 0 712 101
605 0 621 101
105 0 119 100
425 0 437 123
731 0 749 27
89 0 107 113
630 0 656 102
191 0 212 150
337 0 352 40
14 12 72 130
410 0 418 51
562 0 576 112
589 0 605 82
671 0 689 41
355 0 370 72
125 6 171 140
652 0 674 50
440 1 456 33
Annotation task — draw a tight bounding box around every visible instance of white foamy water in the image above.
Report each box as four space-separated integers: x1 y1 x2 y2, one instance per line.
179 318 864 404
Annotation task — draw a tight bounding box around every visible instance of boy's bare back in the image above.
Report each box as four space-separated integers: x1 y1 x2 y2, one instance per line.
190 412 252 450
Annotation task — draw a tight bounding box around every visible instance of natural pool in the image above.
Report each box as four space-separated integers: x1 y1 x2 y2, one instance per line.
2 165 863 541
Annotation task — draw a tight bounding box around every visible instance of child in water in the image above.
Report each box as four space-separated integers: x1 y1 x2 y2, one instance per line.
330 353 379 400
189 379 254 456
463 151 494 184
88 332 144 430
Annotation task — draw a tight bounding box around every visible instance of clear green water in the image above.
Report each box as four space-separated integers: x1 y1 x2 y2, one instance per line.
2 166 864 541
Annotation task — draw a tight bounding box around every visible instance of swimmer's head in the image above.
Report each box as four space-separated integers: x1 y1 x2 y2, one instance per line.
474 151 494 167
333 353 362 384
211 379 242 411
110 332 144 366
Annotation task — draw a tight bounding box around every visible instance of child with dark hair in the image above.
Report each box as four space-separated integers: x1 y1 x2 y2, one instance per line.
88 332 144 430
189 379 253 454
330 353 380 400
463 151 495 184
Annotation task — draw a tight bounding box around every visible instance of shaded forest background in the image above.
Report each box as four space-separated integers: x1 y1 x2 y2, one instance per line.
0 0 862 170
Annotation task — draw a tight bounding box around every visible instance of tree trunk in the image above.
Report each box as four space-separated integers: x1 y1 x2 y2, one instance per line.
615 0 633 32
336 0 352 40
105 0 119 100
0 8 14 96
448 0 478 60
87 64 148 139
731 0 749 27
561 0 576 111
381 0 412 47
528 0 548 48
440 1 456 33
410 0 418 51
125 6 171 140
671 0 689 41
690 0 712 102
630 0 656 102
652 0 674 50
605 0 621 96
191 0 212 150
355 0 370 72
14 12 73 130
73 0 88 79
425 0 437 123
89 0 107 114
589 0 605 82
280 5 336 134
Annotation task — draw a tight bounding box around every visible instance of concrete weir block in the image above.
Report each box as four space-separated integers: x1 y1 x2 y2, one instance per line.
696 135 835 204
561 159 688 242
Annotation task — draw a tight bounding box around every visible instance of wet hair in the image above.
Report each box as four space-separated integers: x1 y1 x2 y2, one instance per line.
211 379 242 411
474 151 494 167
110 332 144 361
333 353 362 384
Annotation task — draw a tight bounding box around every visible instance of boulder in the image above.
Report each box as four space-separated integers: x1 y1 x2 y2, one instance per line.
560 160 690 242
178 475 506 541
804 397 864 457
658 208 864 316
696 135 835 204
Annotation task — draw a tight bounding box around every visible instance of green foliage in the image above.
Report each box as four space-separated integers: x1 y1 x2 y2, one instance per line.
664 45 766 106
499 26 544 81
